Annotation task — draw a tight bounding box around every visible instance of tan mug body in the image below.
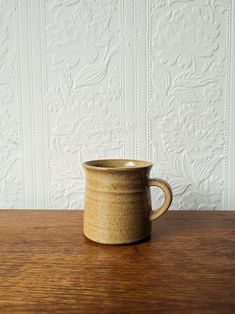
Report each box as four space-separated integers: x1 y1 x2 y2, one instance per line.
83 159 172 245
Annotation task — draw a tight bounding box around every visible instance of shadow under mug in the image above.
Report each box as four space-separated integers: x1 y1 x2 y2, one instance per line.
83 159 172 245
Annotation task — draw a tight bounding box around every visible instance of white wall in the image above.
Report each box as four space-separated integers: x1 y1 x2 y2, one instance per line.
0 0 234 209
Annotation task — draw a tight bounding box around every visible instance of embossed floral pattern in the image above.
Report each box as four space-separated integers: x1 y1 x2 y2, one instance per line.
46 0 122 208
0 85 14 107
153 5 220 68
0 174 20 208
151 0 227 210
207 49 226 77
52 112 121 160
49 107 121 208
203 83 222 104
0 0 20 209
0 109 18 159
50 181 84 209
209 0 229 14
153 0 166 10
160 104 224 160
47 2 112 68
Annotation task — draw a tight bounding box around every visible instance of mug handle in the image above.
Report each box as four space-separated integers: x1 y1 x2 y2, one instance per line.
148 178 172 222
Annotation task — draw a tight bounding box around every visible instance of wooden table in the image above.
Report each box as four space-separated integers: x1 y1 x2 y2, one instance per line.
0 211 234 313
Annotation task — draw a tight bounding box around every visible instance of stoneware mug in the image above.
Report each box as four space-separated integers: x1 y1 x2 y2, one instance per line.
83 159 172 245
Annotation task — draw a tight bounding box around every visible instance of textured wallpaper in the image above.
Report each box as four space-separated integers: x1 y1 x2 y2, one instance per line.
0 0 234 209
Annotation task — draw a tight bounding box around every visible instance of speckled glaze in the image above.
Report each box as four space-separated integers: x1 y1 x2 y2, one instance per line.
83 159 172 245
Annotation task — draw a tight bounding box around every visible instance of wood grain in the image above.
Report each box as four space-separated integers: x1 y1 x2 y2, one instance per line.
0 210 234 313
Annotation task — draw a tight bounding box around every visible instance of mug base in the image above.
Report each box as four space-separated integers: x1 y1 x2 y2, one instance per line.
83 231 151 245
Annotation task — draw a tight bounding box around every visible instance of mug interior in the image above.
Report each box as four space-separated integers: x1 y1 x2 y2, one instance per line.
83 159 152 170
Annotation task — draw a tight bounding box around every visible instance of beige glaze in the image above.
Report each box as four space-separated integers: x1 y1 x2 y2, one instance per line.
83 159 172 244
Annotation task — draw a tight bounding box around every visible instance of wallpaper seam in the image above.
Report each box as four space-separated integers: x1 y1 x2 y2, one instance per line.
125 0 134 158
147 0 153 162
27 0 37 208
15 4 25 208
136 0 147 160
228 0 235 209
19 0 34 208
120 0 125 158
43 2 50 208
146 0 150 161
133 0 138 159
37 0 46 208
224 0 232 210
40 0 49 208
144 0 148 161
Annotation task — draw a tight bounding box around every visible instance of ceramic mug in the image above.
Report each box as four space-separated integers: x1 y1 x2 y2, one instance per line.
83 159 172 245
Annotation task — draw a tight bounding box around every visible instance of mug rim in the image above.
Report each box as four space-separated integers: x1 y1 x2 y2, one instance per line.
83 159 152 171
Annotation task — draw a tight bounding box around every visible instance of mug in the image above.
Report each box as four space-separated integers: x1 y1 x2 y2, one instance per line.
83 159 172 245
